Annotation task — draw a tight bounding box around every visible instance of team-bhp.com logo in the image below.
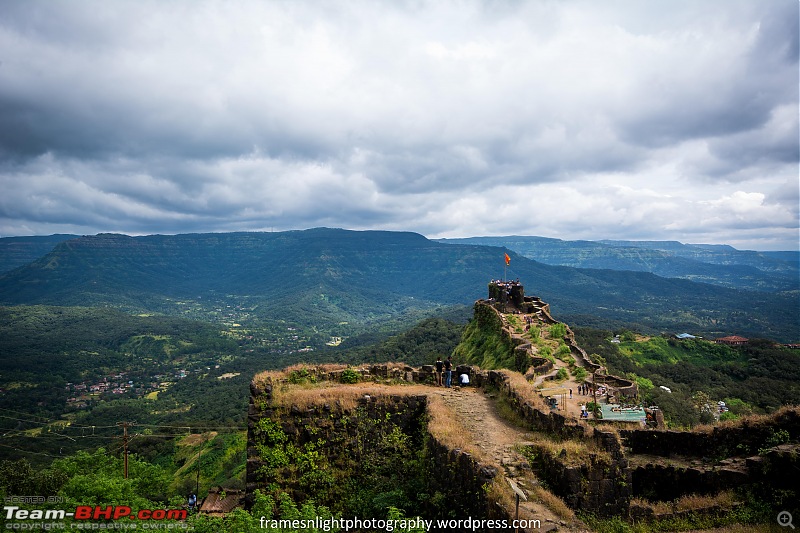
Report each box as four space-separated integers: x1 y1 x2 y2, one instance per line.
4 505 188 521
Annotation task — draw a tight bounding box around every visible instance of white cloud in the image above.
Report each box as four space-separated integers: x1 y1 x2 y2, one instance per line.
0 0 797 249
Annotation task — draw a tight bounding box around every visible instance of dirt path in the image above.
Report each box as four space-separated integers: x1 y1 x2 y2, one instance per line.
428 385 592 533
533 362 596 420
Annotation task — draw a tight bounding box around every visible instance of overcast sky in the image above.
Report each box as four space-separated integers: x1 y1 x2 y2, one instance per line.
0 1 797 250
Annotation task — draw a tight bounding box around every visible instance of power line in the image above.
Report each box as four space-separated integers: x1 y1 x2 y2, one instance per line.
127 432 188 438
0 442 60 458
0 409 118 430
131 423 246 431
118 422 130 479
0 432 114 440
0 414 55 426
0 407 54 422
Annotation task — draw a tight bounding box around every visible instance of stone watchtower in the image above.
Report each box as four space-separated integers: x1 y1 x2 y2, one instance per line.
488 279 525 309
488 280 551 316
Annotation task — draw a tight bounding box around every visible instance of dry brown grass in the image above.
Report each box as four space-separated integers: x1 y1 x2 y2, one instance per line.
679 404 800 434
425 393 483 458
674 490 739 512
483 478 515 513
483 478 576 525
269 377 486 462
274 381 420 411
499 370 548 410
631 490 741 515
522 434 611 466
631 497 672 515
252 370 275 389
531 485 574 521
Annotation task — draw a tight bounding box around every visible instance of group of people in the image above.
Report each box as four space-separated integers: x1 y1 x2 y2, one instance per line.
576 382 593 395
434 356 469 388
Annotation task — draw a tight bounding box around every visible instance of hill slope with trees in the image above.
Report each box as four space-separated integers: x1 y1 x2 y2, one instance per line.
0 229 797 341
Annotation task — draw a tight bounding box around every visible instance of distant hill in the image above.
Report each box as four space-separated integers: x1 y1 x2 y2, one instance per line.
0 228 797 341
437 236 799 293
0 234 79 274
762 251 800 266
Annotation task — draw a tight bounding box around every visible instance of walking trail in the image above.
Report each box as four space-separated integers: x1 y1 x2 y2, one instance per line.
427 385 592 533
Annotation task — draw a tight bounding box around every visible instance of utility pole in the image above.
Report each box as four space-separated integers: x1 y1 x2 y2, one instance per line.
195 432 204 498
117 422 130 479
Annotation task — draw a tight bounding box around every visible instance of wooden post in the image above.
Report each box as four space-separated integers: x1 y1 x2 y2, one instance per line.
507 479 527 533
195 433 203 498
117 422 129 479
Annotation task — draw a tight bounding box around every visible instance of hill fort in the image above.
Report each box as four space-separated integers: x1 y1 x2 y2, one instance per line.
246 281 799 532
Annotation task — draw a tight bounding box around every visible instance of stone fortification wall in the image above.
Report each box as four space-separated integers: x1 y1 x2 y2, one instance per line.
622 408 799 506
487 282 553 320
531 433 631 517
485 281 638 397
246 372 520 529
425 434 509 522
630 461 749 501
620 406 800 457
486 370 632 517
486 370 589 441
630 442 799 504
528 356 554 376
561 323 638 397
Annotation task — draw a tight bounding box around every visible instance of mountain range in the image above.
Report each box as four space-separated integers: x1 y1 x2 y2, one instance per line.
437 236 799 293
0 228 797 341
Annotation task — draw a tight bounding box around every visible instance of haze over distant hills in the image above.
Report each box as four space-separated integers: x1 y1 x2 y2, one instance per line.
0 234 78 275
0 228 797 342
437 236 800 293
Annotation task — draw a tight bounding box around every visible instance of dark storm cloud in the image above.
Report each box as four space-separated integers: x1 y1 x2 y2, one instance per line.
0 0 797 250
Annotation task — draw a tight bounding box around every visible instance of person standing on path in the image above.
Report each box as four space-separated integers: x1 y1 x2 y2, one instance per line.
444 356 453 388
435 356 444 386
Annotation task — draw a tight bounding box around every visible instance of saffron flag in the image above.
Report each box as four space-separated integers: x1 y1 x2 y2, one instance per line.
504 253 511 266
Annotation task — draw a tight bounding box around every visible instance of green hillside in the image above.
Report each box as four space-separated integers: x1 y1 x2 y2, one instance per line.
574 328 800 427
0 234 78 274
451 301 517 371
0 229 797 341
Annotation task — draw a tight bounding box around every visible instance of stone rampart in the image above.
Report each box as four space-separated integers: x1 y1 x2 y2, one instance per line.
621 409 799 507
246 371 524 529
528 356 554 376
486 370 632 516
630 462 749 501
529 442 631 517
486 370 589 441
620 407 800 457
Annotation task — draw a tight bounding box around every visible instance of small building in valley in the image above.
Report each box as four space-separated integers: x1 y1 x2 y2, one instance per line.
714 335 748 346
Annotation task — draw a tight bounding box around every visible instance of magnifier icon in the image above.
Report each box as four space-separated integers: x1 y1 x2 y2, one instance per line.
779 511 795 529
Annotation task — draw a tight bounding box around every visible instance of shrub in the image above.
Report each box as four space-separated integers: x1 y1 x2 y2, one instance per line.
340 368 360 384
549 323 567 339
